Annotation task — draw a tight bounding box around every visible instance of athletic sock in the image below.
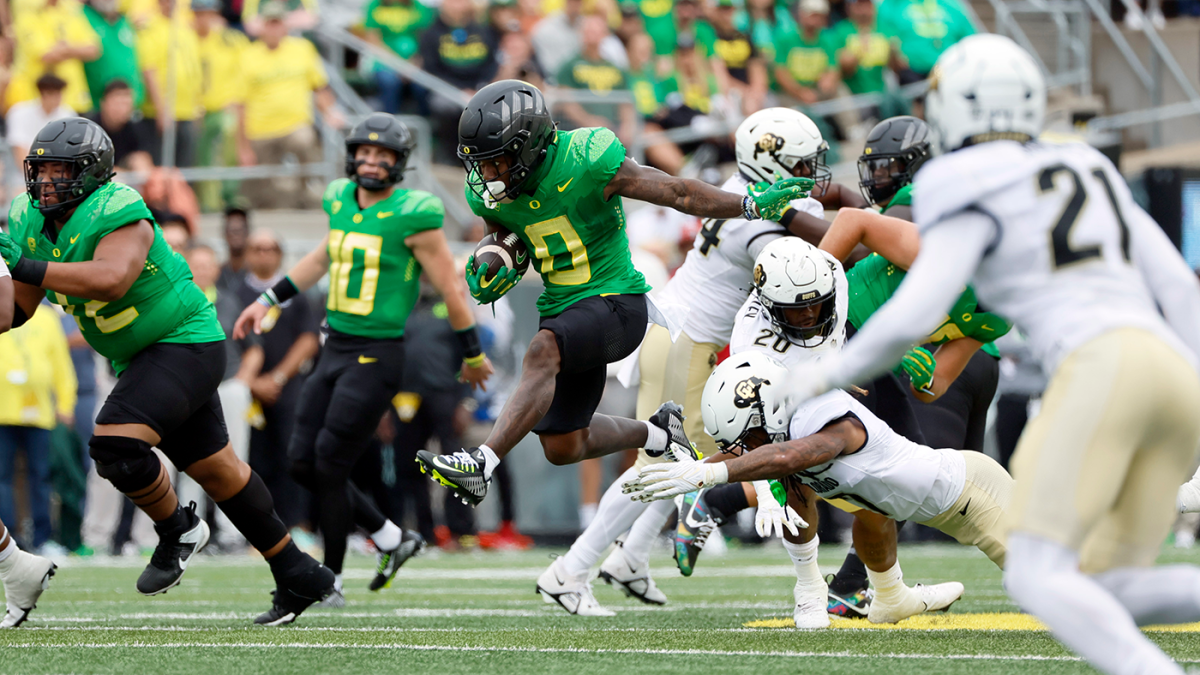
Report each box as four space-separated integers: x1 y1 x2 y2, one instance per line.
783 536 823 588
266 540 311 579
622 498 675 567
371 520 403 552
642 421 668 452
479 444 500 480
1094 564 1200 626
704 483 750 525
559 467 647 578
866 561 909 606
830 548 869 595
332 573 344 592
154 504 193 534
0 527 17 574
579 503 598 528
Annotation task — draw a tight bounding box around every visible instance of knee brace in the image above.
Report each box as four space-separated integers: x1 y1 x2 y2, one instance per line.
216 471 288 553
89 436 160 494
313 429 357 487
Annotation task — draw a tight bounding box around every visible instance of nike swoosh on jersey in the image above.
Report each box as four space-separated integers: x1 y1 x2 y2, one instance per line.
557 178 573 192
70 234 80 244
358 355 379 364
958 499 971 517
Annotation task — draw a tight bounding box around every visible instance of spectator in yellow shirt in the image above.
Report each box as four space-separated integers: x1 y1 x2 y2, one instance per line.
194 0 248 211
0 303 77 553
138 0 203 167
7 0 100 112
235 0 341 209
241 0 317 37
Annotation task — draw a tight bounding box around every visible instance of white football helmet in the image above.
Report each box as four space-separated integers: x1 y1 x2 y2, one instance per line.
753 238 838 348
735 108 830 193
701 351 791 453
925 34 1046 154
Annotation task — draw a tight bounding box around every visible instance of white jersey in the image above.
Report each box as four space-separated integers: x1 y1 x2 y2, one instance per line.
729 248 848 365
787 390 965 522
914 140 1198 373
654 173 825 346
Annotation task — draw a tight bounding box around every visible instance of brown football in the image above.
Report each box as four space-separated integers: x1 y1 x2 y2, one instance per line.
472 231 531 279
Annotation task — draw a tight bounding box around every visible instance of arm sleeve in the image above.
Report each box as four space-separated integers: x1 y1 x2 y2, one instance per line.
823 210 993 389
1128 204 1200 363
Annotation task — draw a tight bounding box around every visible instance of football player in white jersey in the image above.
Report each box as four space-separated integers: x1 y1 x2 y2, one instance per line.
623 350 1013 624
535 108 859 616
772 34 1200 674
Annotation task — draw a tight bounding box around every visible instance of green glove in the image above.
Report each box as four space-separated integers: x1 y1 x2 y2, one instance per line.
747 176 815 221
465 256 521 305
0 231 23 270
769 479 787 507
897 346 936 393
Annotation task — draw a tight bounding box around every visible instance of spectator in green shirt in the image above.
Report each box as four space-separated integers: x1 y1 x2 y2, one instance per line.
876 0 974 78
364 0 437 113
707 0 766 115
740 0 797 69
773 0 839 106
827 0 904 94
81 0 144 110
555 14 636 143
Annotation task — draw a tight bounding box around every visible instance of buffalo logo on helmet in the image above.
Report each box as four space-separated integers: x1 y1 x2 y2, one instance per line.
733 376 767 409
753 263 765 288
754 132 785 160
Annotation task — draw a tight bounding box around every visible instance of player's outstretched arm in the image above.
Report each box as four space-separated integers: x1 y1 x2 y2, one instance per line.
820 208 921 268
407 228 495 390
9 280 42 329
604 158 809 221
0 221 152 302
233 234 331 339
726 423 855 483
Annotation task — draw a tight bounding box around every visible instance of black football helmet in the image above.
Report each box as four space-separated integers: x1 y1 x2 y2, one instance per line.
857 116 931 207
345 113 414 190
458 80 555 202
25 117 115 222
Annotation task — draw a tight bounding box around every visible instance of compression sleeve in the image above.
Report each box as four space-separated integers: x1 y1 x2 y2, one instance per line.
821 210 993 390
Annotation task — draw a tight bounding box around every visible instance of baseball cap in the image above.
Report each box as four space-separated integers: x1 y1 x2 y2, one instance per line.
191 0 221 11
799 0 829 12
259 0 288 20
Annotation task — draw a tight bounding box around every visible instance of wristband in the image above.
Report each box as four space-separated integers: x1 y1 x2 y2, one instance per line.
455 325 483 359
741 195 759 221
258 276 300 308
464 353 487 368
10 257 47 286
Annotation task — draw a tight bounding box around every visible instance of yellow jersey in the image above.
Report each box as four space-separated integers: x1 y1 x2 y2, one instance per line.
7 1 99 112
198 26 249 112
236 36 328 140
136 12 203 121
0 307 77 430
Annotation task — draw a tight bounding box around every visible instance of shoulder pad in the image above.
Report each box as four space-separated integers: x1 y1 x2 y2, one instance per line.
912 141 1034 231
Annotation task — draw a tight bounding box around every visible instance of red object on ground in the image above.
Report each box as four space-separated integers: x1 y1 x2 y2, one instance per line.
478 521 533 550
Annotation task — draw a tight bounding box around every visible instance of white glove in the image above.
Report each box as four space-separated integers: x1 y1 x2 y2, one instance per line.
752 480 808 538
623 456 730 502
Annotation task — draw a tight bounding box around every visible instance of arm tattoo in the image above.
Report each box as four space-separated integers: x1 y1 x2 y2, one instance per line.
725 432 846 483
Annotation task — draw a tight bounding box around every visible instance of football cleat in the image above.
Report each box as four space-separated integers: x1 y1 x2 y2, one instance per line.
318 587 345 609
255 561 337 626
137 503 209 596
867 581 964 624
673 490 716 577
794 578 831 629
536 557 615 617
417 448 490 506
0 550 56 628
649 401 700 461
598 541 667 605
370 529 425 591
1178 478 1200 514
826 574 872 617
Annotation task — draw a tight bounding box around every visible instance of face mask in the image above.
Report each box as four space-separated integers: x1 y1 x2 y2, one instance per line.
486 180 508 199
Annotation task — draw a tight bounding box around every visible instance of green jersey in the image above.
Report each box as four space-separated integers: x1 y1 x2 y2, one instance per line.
774 31 835 87
8 183 224 372
322 178 443 339
876 0 976 75
465 127 651 316
884 183 913 211
82 5 145 110
363 0 436 61
825 19 892 94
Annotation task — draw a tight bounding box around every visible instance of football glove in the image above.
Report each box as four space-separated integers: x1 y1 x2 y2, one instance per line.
0 232 24 271
753 480 808 538
896 346 936 393
465 256 521 305
747 176 815 221
622 455 729 502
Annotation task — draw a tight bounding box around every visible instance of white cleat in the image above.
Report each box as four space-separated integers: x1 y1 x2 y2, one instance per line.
1 550 56 628
867 581 964 625
536 558 615 617
793 579 831 629
1178 479 1200 514
598 542 667 605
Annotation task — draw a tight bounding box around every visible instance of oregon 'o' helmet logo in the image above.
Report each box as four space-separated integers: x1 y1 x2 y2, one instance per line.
753 264 765 288
754 132 785 160
733 377 767 408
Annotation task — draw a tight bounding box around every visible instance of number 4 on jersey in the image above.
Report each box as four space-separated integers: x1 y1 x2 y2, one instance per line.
698 219 728 255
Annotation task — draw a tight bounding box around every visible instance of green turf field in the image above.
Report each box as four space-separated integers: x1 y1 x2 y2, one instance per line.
5 542 1200 674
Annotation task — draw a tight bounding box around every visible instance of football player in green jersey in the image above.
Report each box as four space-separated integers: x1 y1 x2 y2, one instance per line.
416 80 814 512
0 117 333 625
234 114 493 603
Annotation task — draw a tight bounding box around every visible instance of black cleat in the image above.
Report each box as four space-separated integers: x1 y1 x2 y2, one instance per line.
255 561 336 626
649 401 699 461
370 530 425 591
416 448 490 506
137 502 209 596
